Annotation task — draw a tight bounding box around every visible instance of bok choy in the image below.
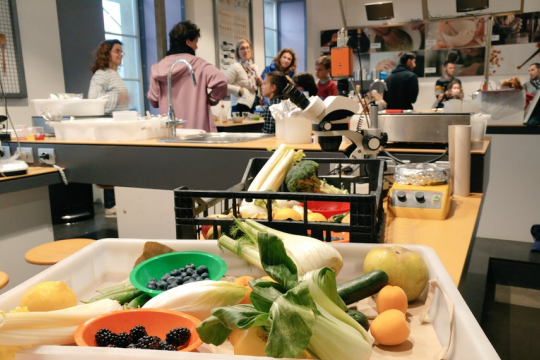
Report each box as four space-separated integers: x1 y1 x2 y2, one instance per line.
218 218 343 276
198 233 372 360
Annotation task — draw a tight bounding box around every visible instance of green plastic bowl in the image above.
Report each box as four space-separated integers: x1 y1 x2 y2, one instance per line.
130 251 227 297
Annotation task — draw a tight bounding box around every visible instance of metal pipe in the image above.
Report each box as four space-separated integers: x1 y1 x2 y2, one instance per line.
167 58 197 137
482 16 493 91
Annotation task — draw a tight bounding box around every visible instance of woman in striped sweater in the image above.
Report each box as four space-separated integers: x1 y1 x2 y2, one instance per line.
88 39 129 114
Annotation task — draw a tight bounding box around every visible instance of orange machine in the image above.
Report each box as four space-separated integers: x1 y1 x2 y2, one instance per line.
330 47 353 78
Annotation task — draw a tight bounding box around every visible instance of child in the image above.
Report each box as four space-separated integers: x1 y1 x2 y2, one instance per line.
435 81 463 108
293 72 318 97
315 56 337 99
261 71 290 134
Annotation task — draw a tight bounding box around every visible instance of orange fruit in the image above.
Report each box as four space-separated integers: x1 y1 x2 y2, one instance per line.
370 309 411 346
234 276 254 304
376 285 408 314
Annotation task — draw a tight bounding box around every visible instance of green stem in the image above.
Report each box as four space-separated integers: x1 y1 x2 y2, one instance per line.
218 235 263 270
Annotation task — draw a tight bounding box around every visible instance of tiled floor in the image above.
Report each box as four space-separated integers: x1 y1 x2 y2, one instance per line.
53 212 540 360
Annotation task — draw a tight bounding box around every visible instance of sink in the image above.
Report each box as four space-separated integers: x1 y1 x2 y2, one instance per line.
158 132 273 144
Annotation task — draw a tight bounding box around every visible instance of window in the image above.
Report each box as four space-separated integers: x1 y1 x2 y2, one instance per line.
264 0 278 67
263 0 306 72
102 0 144 112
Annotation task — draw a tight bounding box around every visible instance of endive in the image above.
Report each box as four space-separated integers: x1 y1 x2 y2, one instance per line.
219 218 343 276
142 280 247 320
0 299 122 359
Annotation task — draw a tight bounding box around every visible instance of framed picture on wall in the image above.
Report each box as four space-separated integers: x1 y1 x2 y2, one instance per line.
0 0 27 98
214 0 252 72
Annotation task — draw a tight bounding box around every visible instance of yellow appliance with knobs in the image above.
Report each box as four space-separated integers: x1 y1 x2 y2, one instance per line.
387 164 451 221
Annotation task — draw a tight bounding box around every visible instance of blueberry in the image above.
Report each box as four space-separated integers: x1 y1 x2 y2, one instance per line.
185 268 194 275
200 272 209 279
196 266 208 275
185 278 196 284
178 267 186 273
186 263 196 270
182 276 191 283
157 281 168 290
147 283 157 290
161 273 170 281
167 276 178 284
167 284 177 290
194 276 201 281
170 269 181 276
180 272 187 278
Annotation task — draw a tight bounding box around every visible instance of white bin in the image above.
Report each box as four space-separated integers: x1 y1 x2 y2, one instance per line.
0 239 499 360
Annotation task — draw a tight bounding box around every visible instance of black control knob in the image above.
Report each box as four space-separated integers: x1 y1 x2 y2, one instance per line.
397 191 406 202
415 192 425 203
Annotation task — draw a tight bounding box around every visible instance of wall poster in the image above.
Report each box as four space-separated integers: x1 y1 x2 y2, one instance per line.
0 0 27 98
214 0 252 72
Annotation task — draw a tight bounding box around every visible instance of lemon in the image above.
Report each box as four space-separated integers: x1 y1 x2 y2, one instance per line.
307 212 327 222
273 208 303 221
19 281 77 311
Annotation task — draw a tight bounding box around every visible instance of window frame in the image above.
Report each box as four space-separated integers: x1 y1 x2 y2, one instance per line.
102 0 145 113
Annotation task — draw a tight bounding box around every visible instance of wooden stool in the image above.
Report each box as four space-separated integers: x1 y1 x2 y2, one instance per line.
25 239 96 265
0 271 8 290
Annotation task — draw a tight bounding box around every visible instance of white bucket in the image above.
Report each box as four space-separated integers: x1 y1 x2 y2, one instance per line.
275 117 286 140
285 117 312 144
470 114 490 141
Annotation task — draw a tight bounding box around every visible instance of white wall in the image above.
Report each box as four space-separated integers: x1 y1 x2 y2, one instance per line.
3 0 65 127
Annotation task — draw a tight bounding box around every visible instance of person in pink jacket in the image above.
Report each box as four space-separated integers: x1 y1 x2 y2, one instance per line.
147 21 227 133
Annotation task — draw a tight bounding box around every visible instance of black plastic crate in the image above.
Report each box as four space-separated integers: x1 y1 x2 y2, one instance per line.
174 158 385 243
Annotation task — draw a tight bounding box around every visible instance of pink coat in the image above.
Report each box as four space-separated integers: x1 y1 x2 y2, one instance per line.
147 54 227 133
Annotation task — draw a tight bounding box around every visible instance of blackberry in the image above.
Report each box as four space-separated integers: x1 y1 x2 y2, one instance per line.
159 340 177 351
129 325 148 343
95 328 117 347
116 332 131 348
136 335 161 349
166 327 191 347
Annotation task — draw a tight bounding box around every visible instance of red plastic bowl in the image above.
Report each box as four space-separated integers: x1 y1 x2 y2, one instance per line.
74 308 203 351
303 201 350 218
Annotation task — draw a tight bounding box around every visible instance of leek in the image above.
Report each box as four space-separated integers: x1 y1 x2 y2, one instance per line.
197 234 372 360
248 144 304 192
218 218 343 276
142 280 247 321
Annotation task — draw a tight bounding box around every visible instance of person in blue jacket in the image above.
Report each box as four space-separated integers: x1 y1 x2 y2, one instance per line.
384 52 419 110
261 48 297 80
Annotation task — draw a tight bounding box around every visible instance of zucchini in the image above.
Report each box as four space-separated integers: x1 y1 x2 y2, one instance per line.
125 293 151 309
346 309 369 331
337 270 388 304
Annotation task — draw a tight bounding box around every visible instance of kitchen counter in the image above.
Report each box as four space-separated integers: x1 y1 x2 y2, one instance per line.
384 193 483 286
18 136 491 153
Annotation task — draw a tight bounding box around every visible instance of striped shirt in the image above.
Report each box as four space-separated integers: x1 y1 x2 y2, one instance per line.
88 68 129 114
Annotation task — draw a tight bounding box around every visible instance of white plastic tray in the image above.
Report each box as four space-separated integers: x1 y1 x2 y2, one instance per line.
32 99 107 117
49 119 166 142
0 239 499 360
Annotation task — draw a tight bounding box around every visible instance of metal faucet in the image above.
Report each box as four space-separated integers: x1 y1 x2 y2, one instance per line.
167 58 197 137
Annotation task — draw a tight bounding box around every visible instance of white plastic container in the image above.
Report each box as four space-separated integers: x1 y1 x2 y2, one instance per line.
470 114 490 141
0 239 499 360
49 119 165 142
285 117 312 144
32 99 107 117
112 110 139 121
275 117 286 140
